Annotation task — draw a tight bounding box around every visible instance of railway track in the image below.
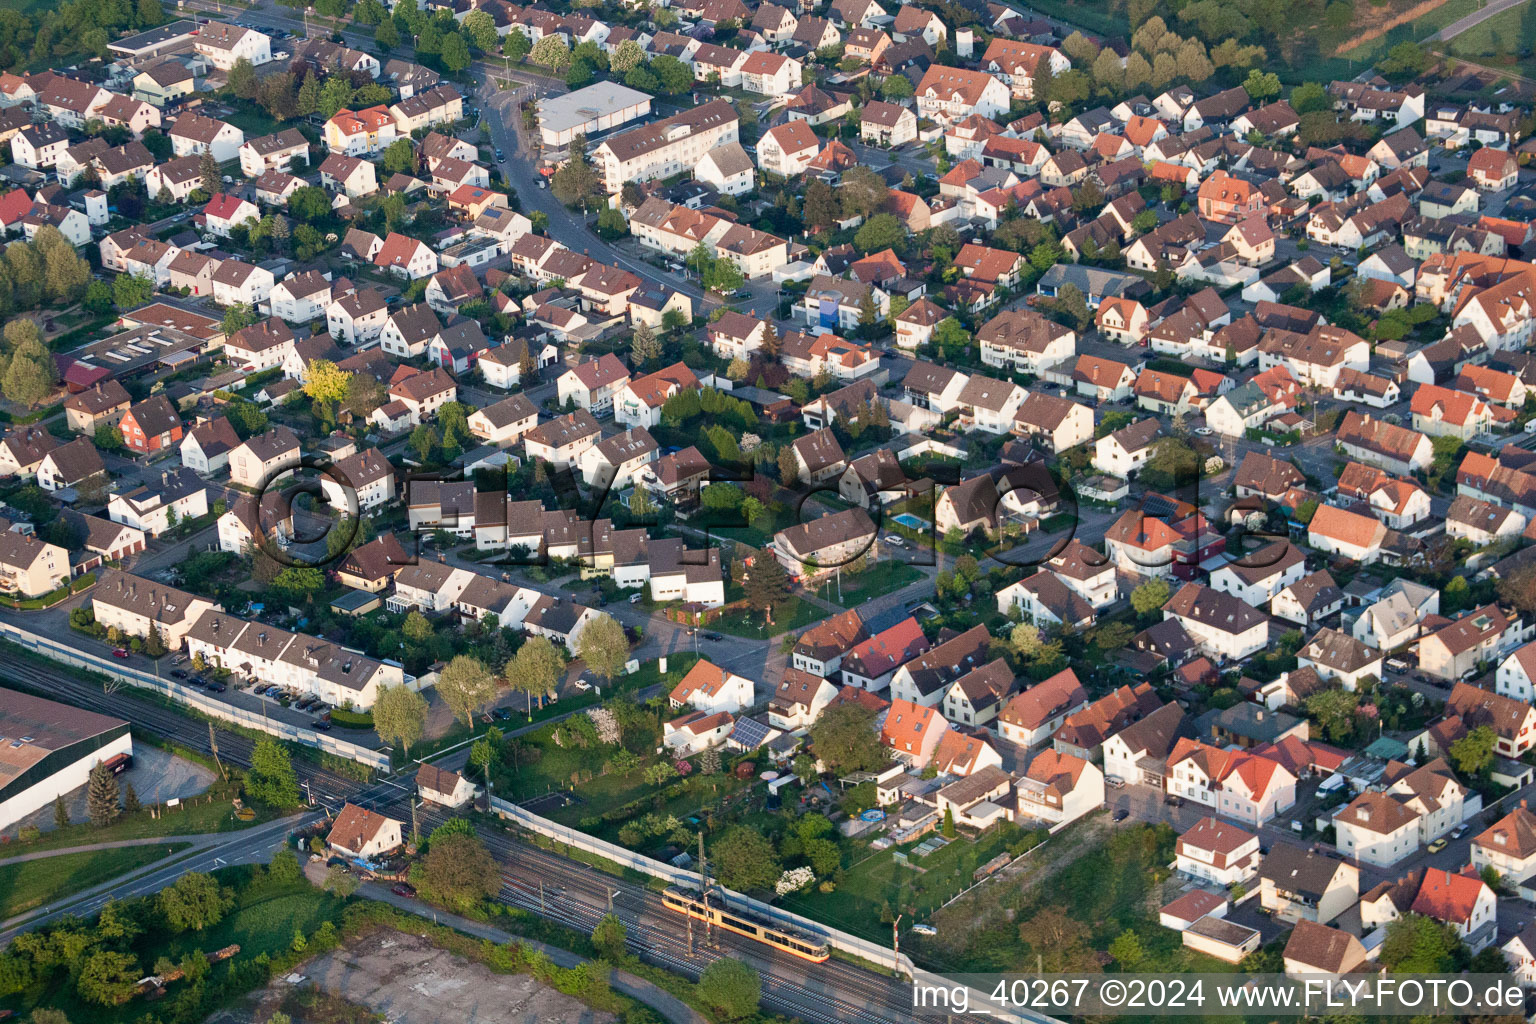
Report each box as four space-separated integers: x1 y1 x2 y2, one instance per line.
1 654 964 1024
414 806 915 1024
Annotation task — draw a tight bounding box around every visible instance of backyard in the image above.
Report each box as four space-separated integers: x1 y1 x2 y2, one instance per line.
808 561 926 608
919 820 1235 975
776 823 1038 947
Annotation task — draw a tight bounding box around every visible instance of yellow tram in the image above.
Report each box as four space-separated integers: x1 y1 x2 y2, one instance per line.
661 886 831 962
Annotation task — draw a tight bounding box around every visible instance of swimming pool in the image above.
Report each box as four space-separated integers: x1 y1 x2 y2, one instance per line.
891 513 927 529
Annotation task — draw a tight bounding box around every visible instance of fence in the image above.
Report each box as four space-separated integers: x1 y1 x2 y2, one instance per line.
489 795 916 977
0 622 391 771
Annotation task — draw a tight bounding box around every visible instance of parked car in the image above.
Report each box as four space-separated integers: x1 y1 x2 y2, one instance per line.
170 669 188 679
392 883 416 897
1451 825 1469 839
910 923 937 936
206 681 225 692
704 632 723 642
313 719 331 731
1106 776 1126 789
111 648 130 659
491 707 513 721
1428 837 1448 853
190 676 208 687
629 593 643 604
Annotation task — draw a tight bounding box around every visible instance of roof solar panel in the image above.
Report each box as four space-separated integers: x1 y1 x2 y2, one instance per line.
729 716 770 749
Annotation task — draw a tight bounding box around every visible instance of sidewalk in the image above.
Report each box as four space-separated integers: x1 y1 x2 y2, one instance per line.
357 881 709 1024
0 831 230 868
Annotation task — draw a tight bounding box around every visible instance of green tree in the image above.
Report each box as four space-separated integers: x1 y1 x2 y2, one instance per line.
698 958 761 1020
595 205 628 240
157 872 233 932
809 702 885 772
83 279 113 314
1450 725 1497 777
576 612 629 683
112 272 154 309
436 655 498 728
273 567 323 599
631 320 661 365
507 636 562 719
854 212 905 254
440 32 472 72
941 806 955 839
803 178 838 231
195 150 221 198
246 738 301 809
610 38 645 72
382 138 415 175
1290 83 1329 115
742 548 791 624
227 57 258 99
304 358 351 405
323 864 360 899
462 10 497 50
373 684 428 757
2 337 56 408
76 951 139 1006
288 186 332 223
1305 689 1360 743
469 726 502 783
1130 579 1170 615
1109 929 1146 969
933 316 970 350
551 139 601 209
1380 913 1457 972
651 54 693 93
421 832 501 912
702 256 744 294
53 794 68 829
1243 68 1281 102
402 610 434 643
710 826 780 891
409 423 438 463
503 29 531 59
86 762 119 827
530 34 572 71
1377 40 1429 79
592 913 627 960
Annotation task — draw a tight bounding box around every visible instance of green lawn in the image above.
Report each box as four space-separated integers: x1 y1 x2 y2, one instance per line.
810 562 925 608
709 595 825 638
917 821 1240 974
1339 0 1484 62
1446 0 1534 59
219 105 283 139
776 825 1034 943
0 843 189 920
3 792 266 853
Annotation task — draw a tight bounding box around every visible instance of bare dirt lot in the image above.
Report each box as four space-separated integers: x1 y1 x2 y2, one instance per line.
217 930 613 1024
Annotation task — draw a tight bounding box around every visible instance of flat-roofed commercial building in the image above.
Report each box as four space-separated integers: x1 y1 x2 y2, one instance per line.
108 20 201 59
538 82 654 150
0 688 131 830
